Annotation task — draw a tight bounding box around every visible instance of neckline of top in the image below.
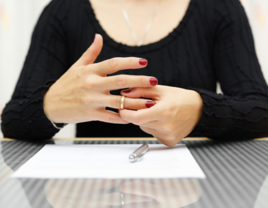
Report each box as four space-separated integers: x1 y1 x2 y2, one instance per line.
84 0 196 54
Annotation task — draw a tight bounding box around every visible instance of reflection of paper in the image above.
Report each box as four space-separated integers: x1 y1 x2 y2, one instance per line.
12 144 205 179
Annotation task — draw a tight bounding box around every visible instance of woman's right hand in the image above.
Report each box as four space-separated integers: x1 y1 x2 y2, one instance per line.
43 34 157 124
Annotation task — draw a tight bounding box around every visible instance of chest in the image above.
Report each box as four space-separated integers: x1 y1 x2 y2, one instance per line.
90 0 191 46
68 0 216 91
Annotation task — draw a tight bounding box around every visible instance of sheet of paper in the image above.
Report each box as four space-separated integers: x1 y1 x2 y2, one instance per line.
12 144 205 179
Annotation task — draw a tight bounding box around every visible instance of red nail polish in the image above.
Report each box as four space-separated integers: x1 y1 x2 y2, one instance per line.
122 89 131 93
139 59 148 66
145 101 155 108
150 78 158 86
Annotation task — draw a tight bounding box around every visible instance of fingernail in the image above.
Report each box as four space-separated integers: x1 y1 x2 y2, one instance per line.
122 89 131 93
139 59 148 66
145 101 155 108
150 78 158 86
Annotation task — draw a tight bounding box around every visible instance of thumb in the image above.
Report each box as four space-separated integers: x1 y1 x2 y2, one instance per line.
76 34 103 66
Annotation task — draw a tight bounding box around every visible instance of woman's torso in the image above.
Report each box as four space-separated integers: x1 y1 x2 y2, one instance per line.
63 0 217 137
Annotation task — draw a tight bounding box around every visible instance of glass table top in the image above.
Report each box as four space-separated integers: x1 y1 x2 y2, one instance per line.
1 139 268 208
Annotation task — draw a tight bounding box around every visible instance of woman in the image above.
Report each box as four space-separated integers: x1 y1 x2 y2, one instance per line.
2 0 268 146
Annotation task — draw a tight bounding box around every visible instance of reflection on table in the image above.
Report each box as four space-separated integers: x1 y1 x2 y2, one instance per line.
1 139 268 208
45 179 201 208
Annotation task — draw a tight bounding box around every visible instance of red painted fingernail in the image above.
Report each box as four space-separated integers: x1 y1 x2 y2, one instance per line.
122 89 131 93
150 78 158 86
139 59 148 66
145 101 155 108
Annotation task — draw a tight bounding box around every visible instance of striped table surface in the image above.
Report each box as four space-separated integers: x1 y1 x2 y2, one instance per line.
1 138 268 208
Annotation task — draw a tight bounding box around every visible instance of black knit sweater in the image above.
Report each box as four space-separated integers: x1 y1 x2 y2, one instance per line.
2 0 268 141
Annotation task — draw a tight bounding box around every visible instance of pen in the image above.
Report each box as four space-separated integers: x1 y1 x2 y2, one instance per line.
129 144 149 163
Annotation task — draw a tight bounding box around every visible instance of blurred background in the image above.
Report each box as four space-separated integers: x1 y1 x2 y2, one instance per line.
0 0 268 138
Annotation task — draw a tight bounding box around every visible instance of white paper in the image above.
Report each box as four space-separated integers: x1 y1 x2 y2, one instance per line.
12 144 205 179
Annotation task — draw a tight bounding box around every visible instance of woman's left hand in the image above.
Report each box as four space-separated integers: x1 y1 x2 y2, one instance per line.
120 86 203 147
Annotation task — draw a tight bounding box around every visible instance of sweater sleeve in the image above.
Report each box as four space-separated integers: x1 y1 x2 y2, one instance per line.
1 0 70 141
189 0 268 140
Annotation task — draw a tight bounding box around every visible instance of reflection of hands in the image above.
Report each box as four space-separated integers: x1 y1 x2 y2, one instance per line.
45 179 150 208
46 179 120 207
45 179 201 208
120 179 201 208
120 86 203 147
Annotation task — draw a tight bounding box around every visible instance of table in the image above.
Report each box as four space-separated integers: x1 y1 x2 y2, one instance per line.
1 137 268 208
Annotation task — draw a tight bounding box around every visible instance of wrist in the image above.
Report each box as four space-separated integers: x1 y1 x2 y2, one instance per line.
43 87 61 124
43 89 53 121
43 90 68 129
191 91 203 127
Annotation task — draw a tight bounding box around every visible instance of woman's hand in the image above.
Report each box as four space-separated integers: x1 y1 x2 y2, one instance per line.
120 86 203 146
44 34 158 124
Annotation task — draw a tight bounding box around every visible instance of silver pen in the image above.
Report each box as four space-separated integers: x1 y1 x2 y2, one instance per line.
129 144 149 163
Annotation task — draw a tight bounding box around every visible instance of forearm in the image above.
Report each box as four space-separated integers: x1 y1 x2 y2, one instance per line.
189 88 268 140
1 82 59 141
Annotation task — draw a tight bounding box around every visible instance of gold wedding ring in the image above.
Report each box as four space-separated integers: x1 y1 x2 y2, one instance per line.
121 96 125 110
120 192 125 205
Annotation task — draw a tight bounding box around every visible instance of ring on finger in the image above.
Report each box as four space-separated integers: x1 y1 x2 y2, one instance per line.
121 95 125 110
120 192 125 205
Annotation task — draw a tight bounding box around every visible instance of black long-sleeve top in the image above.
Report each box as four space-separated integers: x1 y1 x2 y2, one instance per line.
2 0 268 141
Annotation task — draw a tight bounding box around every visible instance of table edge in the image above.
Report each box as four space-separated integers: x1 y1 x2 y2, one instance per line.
1 137 268 141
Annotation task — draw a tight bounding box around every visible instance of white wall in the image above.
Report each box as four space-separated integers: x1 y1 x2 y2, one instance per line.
0 0 268 138
0 0 75 138
242 0 268 79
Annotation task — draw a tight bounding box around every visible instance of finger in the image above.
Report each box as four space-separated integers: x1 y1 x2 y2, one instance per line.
76 34 103 66
121 87 160 99
97 109 130 124
93 57 148 76
102 75 158 91
104 95 156 110
120 108 157 125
